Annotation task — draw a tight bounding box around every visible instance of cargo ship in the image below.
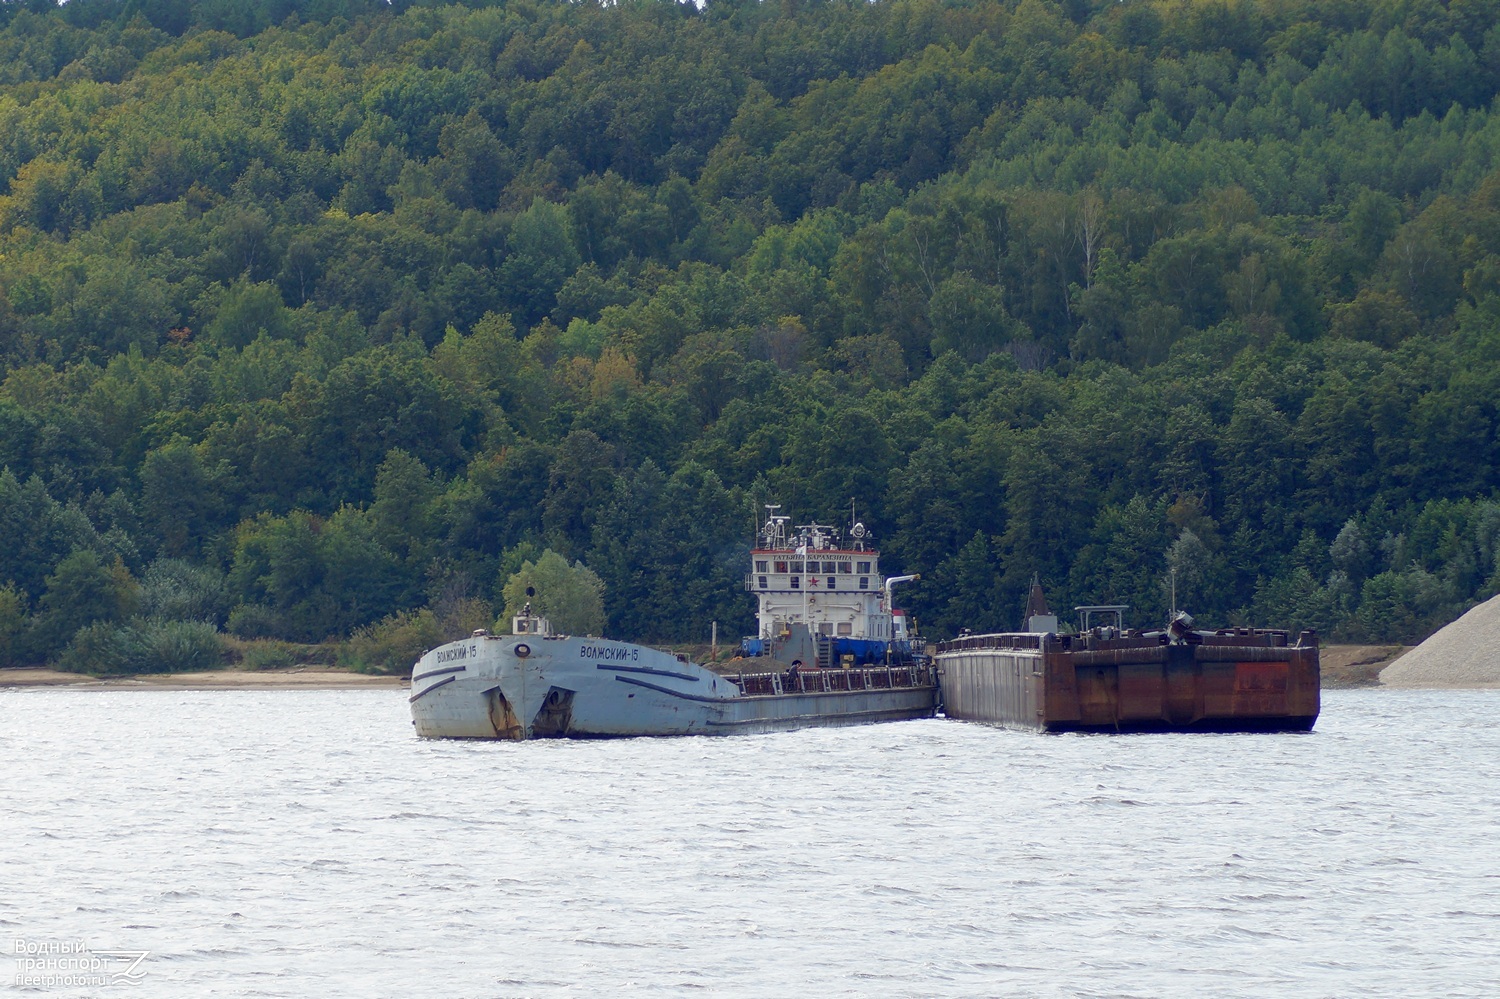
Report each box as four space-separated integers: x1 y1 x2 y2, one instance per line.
934 585 1320 733
409 507 936 739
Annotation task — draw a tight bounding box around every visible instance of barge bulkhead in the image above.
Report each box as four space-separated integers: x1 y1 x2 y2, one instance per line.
936 606 1320 733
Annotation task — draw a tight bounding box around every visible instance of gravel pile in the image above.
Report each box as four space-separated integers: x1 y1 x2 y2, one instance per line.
1380 593 1500 688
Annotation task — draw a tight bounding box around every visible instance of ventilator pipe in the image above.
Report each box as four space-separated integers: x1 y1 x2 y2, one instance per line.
883 574 920 665
883 574 920 605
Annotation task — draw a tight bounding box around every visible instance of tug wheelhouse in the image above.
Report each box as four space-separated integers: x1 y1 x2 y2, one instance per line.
741 505 919 664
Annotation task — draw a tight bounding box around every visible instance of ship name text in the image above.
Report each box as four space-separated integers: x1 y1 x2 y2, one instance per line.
580 644 639 662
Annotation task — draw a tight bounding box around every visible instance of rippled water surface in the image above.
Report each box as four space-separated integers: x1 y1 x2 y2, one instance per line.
3 688 1497 998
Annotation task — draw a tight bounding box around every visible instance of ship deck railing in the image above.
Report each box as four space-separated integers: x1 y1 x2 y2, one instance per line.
935 627 1305 656
935 633 1046 655
727 663 934 697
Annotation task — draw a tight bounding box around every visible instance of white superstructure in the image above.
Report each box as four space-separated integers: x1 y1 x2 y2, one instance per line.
745 505 917 658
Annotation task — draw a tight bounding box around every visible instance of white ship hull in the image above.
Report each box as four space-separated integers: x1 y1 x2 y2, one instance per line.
410 633 936 740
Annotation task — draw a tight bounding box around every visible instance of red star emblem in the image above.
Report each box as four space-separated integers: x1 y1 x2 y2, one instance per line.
809 576 820 587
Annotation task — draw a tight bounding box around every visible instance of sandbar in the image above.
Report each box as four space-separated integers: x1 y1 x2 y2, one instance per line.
0 644 1440 691
1 667 407 691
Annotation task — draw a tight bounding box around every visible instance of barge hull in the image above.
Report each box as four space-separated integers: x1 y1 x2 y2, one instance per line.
410 634 936 739
703 687 937 734
937 630 1320 733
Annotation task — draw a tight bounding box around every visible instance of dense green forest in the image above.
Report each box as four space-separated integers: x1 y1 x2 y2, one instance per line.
2 0 1500 672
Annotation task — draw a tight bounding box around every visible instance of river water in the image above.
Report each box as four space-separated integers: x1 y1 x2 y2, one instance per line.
2 688 1496 998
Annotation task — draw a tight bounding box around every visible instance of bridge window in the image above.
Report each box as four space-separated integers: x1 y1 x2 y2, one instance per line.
790 561 803 573
857 561 871 574
774 560 788 573
755 560 768 573
838 562 852 573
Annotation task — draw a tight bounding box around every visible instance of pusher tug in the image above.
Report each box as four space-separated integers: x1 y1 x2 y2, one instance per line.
409 507 937 739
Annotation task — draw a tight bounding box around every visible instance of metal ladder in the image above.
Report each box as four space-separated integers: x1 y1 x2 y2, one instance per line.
815 635 835 670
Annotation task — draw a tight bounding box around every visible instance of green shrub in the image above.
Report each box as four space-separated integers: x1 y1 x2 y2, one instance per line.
1352 568 1456 644
434 597 494 639
55 618 226 676
234 640 304 671
228 638 337 670
31 550 140 660
341 608 443 675
135 619 225 673
55 621 130 676
140 559 230 625
226 603 282 639
0 585 28 668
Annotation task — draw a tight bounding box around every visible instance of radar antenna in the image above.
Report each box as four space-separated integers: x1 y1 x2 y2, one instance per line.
762 504 789 547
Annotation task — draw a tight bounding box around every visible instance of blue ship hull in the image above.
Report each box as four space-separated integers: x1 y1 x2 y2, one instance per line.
738 636 909 663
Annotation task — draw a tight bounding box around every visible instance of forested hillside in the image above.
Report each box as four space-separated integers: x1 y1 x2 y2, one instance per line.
3 0 1500 671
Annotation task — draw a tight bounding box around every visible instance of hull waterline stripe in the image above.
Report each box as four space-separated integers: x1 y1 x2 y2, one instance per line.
408 674 457 703
613 675 731 703
596 664 700 682
411 664 467 683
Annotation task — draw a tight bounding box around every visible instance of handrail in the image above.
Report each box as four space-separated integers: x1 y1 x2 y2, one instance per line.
934 627 1300 655
727 663 933 697
934 633 1044 654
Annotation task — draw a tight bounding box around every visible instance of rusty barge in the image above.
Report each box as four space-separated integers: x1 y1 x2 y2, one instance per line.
935 601 1320 733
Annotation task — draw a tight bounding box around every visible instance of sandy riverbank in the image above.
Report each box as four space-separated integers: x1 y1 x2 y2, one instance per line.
1321 644 1409 688
0 667 407 690
1378 592 1500 689
0 643 1451 691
